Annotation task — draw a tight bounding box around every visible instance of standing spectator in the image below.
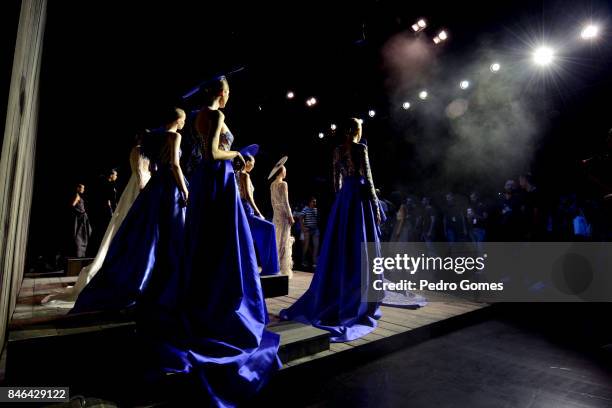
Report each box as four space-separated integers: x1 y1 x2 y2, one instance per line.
300 197 320 269
443 192 467 242
376 188 396 242
69 183 92 258
104 168 119 214
292 203 305 266
419 196 439 256
499 180 522 241
467 192 488 252
392 197 419 241
519 173 544 240
88 168 119 254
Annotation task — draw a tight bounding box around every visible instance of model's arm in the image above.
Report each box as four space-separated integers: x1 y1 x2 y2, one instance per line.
71 194 81 209
333 147 343 193
361 145 381 223
208 111 244 164
281 182 294 224
245 174 263 217
168 132 189 203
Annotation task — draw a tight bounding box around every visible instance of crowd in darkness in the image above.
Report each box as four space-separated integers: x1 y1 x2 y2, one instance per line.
375 173 611 247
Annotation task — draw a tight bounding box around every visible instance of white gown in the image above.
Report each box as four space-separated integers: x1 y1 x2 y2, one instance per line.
41 147 151 306
271 180 294 278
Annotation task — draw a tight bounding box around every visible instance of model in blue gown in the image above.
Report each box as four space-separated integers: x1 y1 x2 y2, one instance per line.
71 111 189 314
280 118 384 342
237 146 280 276
153 91 280 407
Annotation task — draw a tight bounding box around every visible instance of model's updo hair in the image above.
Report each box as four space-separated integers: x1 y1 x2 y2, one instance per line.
339 117 361 142
202 76 228 102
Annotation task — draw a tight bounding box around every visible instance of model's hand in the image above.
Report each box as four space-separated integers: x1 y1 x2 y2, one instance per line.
234 152 245 166
180 189 189 206
288 216 295 225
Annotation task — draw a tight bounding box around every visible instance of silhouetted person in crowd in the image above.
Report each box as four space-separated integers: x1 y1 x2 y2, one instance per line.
68 183 92 258
392 197 419 241
499 180 522 241
88 168 118 254
299 197 320 269
519 173 544 240
376 188 396 241
443 192 467 242
467 192 488 251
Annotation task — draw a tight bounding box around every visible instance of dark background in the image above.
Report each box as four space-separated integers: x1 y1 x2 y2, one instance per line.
3 0 611 265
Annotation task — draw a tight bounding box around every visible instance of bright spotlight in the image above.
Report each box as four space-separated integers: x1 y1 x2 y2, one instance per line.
581 24 599 39
368 109 376 117
412 19 427 33
533 46 554 66
318 132 324 139
433 37 441 44
490 63 501 72
286 91 295 99
306 97 317 107
418 90 428 100
460 80 470 90
438 30 448 40
330 123 337 130
402 101 411 110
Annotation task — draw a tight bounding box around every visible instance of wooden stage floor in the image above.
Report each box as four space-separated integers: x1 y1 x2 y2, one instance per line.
10 271 490 370
266 272 490 369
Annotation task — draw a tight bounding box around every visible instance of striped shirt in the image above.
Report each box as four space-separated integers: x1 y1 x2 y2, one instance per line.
301 207 319 229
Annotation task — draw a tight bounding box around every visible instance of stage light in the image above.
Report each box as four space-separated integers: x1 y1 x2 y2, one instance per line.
490 63 501 72
581 24 599 39
460 80 470 90
433 37 441 44
402 101 411 110
438 30 448 40
318 132 324 139
418 90 428 100
286 91 295 99
330 123 337 130
368 109 376 117
306 97 317 107
533 46 554 66
412 18 427 32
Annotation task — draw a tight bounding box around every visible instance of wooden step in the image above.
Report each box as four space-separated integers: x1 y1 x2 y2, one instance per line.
268 321 330 363
261 274 289 298
65 257 95 276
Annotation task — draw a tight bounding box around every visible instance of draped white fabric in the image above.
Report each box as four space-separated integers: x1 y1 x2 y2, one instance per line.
0 0 47 354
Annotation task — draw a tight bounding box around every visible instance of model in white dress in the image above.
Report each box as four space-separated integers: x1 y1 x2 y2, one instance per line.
270 165 295 278
41 145 151 305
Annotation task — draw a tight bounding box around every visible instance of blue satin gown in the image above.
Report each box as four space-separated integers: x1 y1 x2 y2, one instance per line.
71 131 186 313
280 143 383 342
155 130 281 408
238 174 280 276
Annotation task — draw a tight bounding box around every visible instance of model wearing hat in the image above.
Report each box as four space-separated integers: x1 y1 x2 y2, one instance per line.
269 156 295 278
237 145 281 276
